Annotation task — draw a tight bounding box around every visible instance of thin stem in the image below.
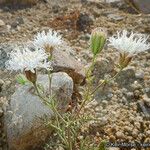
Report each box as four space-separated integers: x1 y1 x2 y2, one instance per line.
67 127 73 150
33 82 48 103
48 70 52 96
77 56 97 116
50 101 68 124
90 69 123 95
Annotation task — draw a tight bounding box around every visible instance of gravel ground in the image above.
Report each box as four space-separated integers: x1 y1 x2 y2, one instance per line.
0 0 150 149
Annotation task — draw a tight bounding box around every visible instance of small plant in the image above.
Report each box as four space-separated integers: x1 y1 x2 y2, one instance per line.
5 28 150 150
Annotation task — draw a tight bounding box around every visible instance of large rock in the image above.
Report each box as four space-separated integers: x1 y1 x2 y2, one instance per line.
4 72 73 150
125 0 150 14
52 48 85 84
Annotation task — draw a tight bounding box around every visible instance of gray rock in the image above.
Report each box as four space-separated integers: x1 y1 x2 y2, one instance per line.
115 67 135 89
4 72 73 150
107 14 124 21
130 0 150 14
52 48 85 84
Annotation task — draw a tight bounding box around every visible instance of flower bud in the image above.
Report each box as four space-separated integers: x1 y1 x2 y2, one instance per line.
119 53 132 69
44 44 54 55
24 69 37 84
91 28 107 56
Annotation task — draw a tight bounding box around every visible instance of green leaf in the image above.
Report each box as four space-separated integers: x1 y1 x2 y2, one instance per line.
16 74 28 85
99 140 108 150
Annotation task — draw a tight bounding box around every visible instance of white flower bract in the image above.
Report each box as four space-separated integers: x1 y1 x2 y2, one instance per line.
108 30 150 55
5 47 52 73
33 29 63 49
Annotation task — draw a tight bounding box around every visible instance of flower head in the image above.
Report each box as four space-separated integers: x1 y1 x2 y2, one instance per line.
33 29 63 52
5 47 52 73
108 30 150 56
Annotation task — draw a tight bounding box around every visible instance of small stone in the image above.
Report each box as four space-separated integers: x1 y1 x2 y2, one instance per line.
144 88 150 98
107 93 113 98
56 146 64 150
107 14 124 21
143 95 150 106
109 135 116 141
131 81 142 90
0 107 3 117
76 13 93 31
108 148 120 150
146 130 150 136
0 19 5 26
105 0 121 3
126 92 134 99
116 131 124 138
102 100 108 106
134 90 141 99
52 5 60 13
11 17 24 28
124 126 133 132
98 117 108 126
0 79 4 86
135 70 145 79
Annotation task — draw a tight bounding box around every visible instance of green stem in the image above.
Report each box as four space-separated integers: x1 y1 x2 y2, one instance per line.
33 82 48 103
67 127 73 150
77 55 97 116
50 101 68 124
90 69 123 95
48 70 52 96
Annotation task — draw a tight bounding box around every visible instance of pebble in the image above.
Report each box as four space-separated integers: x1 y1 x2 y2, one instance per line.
126 92 134 99
0 20 5 26
135 70 145 79
146 130 150 136
107 14 124 21
0 108 3 117
116 131 124 138
98 117 108 126
0 79 4 87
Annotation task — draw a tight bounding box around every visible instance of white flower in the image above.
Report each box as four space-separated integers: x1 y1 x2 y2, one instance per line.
33 29 63 49
108 30 150 55
5 47 52 73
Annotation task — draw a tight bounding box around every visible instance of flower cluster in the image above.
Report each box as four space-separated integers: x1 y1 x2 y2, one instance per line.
108 30 150 56
5 47 51 73
108 30 150 68
33 29 63 51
